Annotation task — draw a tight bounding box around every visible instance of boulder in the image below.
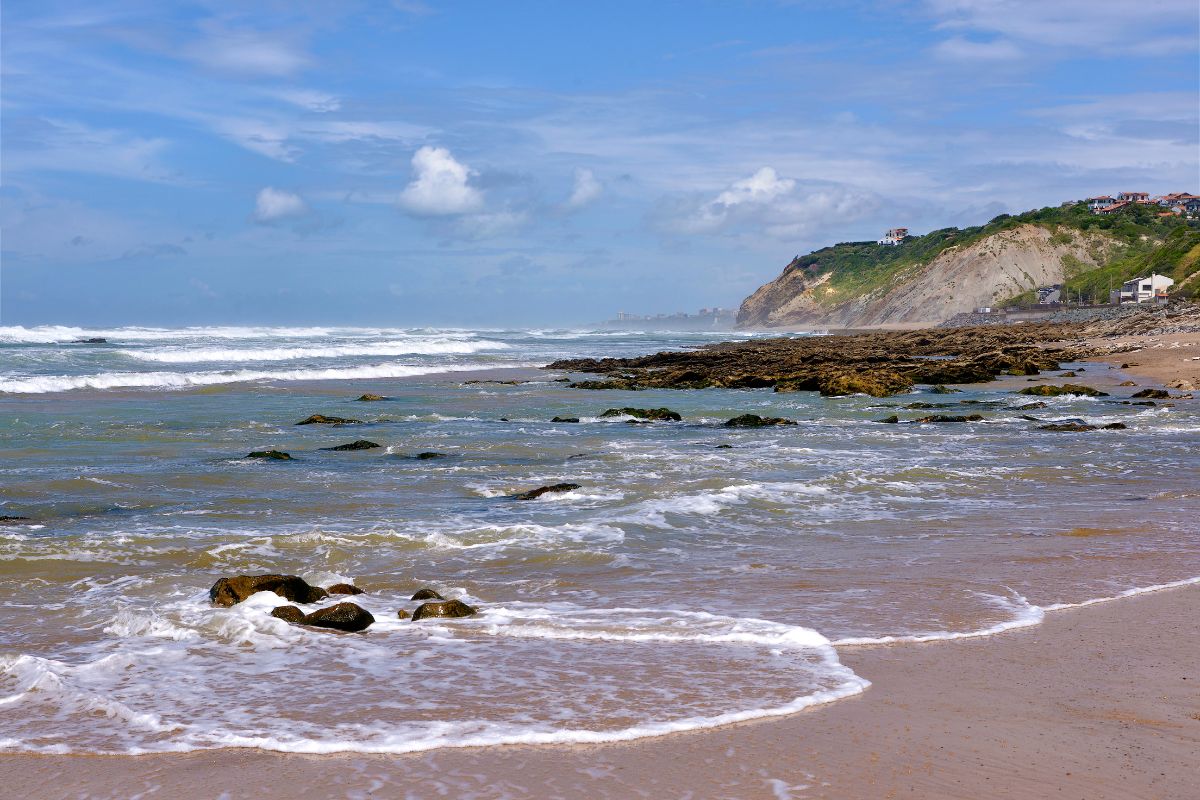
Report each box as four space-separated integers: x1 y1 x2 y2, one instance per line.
1118 381 1137 387
74 337 108 344
1103 422 1128 430
928 385 962 394
875 415 900 424
415 451 447 460
905 402 950 409
1010 402 1047 411
914 414 984 423
1059 371 1077 378
245 450 293 460
817 370 913 398
0 516 33 525
1017 384 1107 397
356 394 386 401
300 603 375 632
1131 389 1169 399
515 483 582 500
715 444 733 449
296 414 362 425
320 440 381 451
270 605 305 623
599 407 682 422
551 416 580 423
209 574 329 607
327 583 364 595
1039 423 1096 432
411 588 444 601
724 414 796 428
397 609 411 619
411 599 477 621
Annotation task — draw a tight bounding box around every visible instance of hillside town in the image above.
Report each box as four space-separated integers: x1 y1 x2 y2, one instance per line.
1087 190 1200 217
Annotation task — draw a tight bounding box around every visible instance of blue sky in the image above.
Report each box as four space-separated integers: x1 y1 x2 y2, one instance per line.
2 0 1197 326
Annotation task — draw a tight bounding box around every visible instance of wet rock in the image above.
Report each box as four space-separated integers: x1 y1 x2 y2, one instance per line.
715 444 733 449
914 414 984 423
356 394 386 401
270 605 305 623
397 609 411 619
1131 388 1169 399
411 599 477 621
551 416 581 423
74 337 108 344
1039 422 1097 432
1010 402 1047 411
320 440 381 451
1018 415 1042 422
905 402 951 409
245 450 293 461
209 574 329 607
928 384 961 394
516 483 582 500
875 415 900 424
817 370 912 398
415 451 447 459
327 583 364 595
1168 380 1195 391
301 602 375 632
1059 371 1077 377
1017 384 1107 397
1118 381 1137 387
296 414 362 425
464 379 525 385
1103 422 1128 430
411 588 444 601
0 515 33 525
724 414 797 428
599 407 682 422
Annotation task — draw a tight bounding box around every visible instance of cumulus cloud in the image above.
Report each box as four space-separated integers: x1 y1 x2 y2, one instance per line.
252 187 308 222
566 167 603 208
682 167 796 232
398 146 483 216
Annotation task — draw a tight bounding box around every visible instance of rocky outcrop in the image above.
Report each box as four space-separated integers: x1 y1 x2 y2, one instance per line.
516 483 581 500
599 407 683 421
815 370 912 397
0 516 33 525
551 416 580 423
356 394 386 401
245 450 293 460
725 414 796 427
327 583 364 595
411 588 444 601
1131 388 1169 399
1018 384 1107 397
412 599 477 621
320 440 381 451
209 574 329 607
296 414 362 425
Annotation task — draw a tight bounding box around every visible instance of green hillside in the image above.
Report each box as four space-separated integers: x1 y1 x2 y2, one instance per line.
784 201 1200 305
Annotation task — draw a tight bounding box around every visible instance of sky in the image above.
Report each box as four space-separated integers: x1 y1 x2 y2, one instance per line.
1 0 1197 327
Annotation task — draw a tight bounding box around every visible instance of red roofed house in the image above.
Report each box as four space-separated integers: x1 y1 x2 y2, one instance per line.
1087 196 1115 211
1117 191 1150 203
1095 200 1130 215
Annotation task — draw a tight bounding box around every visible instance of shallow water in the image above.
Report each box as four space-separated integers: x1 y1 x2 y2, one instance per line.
1 325 1198 754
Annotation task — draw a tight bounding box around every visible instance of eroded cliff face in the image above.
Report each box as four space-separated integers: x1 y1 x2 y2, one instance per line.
737 224 1118 329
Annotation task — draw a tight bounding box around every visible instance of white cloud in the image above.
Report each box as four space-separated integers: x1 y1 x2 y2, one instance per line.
932 36 1023 61
183 26 310 77
566 167 603 208
252 187 308 222
398 146 484 216
683 167 797 232
276 89 341 113
213 118 297 161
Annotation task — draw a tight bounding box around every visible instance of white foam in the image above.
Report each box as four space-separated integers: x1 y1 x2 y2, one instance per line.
121 339 508 363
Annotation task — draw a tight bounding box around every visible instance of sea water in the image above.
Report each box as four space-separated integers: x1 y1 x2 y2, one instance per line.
1 325 1197 754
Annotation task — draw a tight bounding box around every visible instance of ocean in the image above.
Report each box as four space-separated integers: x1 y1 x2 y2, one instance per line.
1 325 1198 755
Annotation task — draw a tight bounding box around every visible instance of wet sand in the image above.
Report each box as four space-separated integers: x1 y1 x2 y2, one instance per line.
1082 331 1200 389
6 584 1196 800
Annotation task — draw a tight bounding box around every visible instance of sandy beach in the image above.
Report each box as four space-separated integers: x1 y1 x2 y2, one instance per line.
6 582 1196 800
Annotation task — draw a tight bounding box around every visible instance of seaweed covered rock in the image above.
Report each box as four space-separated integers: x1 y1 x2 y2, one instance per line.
356 394 386 401
411 588 444 601
411 599 477 621
296 414 362 425
209 574 329 607
245 450 293 460
599 407 682 422
270 605 305 623
320 440 381 451
0 516 34 525
1131 388 1169 399
515 483 581 500
300 602 375 632
724 414 797 428
1017 384 1107 397
914 414 984 423
928 385 961 394
875 415 900 424
817 370 913 398
1039 422 1096 432
551 416 581 423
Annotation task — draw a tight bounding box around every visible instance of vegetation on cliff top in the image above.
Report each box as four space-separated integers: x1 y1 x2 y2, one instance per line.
777 201 1199 306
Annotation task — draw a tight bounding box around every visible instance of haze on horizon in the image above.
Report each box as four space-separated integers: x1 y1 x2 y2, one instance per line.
1 0 1197 328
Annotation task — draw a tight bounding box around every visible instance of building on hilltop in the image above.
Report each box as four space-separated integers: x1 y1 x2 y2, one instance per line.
877 227 908 246
1117 191 1150 203
1086 196 1115 211
1118 273 1174 304
1094 200 1130 215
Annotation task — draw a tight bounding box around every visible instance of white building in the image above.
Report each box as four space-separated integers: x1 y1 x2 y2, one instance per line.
1118 273 1174 304
877 227 908 246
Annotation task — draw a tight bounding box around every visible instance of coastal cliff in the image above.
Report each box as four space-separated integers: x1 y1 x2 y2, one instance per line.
737 202 1200 329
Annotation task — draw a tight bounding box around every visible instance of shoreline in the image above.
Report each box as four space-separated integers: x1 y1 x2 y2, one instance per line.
5 580 1197 799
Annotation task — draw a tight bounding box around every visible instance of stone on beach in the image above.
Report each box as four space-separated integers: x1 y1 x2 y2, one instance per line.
245 450 293 460
296 414 362 425
327 583 364 595
209 574 329 607
411 588 445 601
411 599 477 621
320 440 381 451
1131 388 1169 399
515 483 582 500
817 370 913 398
299 602 375 632
724 414 797 428
270 605 305 623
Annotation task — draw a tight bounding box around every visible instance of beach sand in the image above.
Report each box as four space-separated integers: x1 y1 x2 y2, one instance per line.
6 584 1196 799
1083 331 1200 389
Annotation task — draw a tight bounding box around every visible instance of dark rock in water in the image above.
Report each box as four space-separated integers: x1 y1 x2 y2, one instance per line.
0 516 33 525
412 599 477 621
1076 368 1086 372
818 370 912 398
1010 402 1047 411
1118 381 1137 387
270 605 305 623
515 483 581 500
915 414 984 423
928 384 961 394
1103 422 1128 430
498 418 510 422
724 414 796 428
464 379 525 385
1059 371 1077 377
327 583 364 595
209 574 329 607
1121 363 1136 369
74 337 108 344
905 402 950 409
415 451 447 460
875 415 900 424
320 440 381 451
300 602 375 632
599 407 682 422
1017 384 1107 397
245 450 293 461
411 588 444 601
715 444 733 449
1018 415 1042 422
1128 401 1156 406
356 394 386 401
1131 388 1169 399
551 416 580 423
397 609 411 619
1039 422 1097 432
296 414 362 425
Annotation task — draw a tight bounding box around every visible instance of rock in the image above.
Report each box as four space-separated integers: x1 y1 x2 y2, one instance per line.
296 414 362 425
875 415 900 424
74 337 108 344
209 574 329 607
599 407 682 422
1118 381 1137 387
551 416 581 423
1103 422 1128 430
320 440 381 451
411 599 477 621
464 379 525 385
0 516 33 525
1120 363 1136 369
914 414 984 423
1131 389 1169 399
817 370 913 398
397 609 410 619
928 385 962 394
1168 380 1195 391
1010 402 1047 410
245 450 293 460
905 402 951 409
1018 415 1042 422
415 451 447 459
356 394 386 401
1017 384 1107 397
270 605 305 623
326 583 364 595
1039 423 1097 432
715 444 733 449
1059 371 1077 377
515 483 582 500
300 603 375 632
411 588 444 601
724 414 797 428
